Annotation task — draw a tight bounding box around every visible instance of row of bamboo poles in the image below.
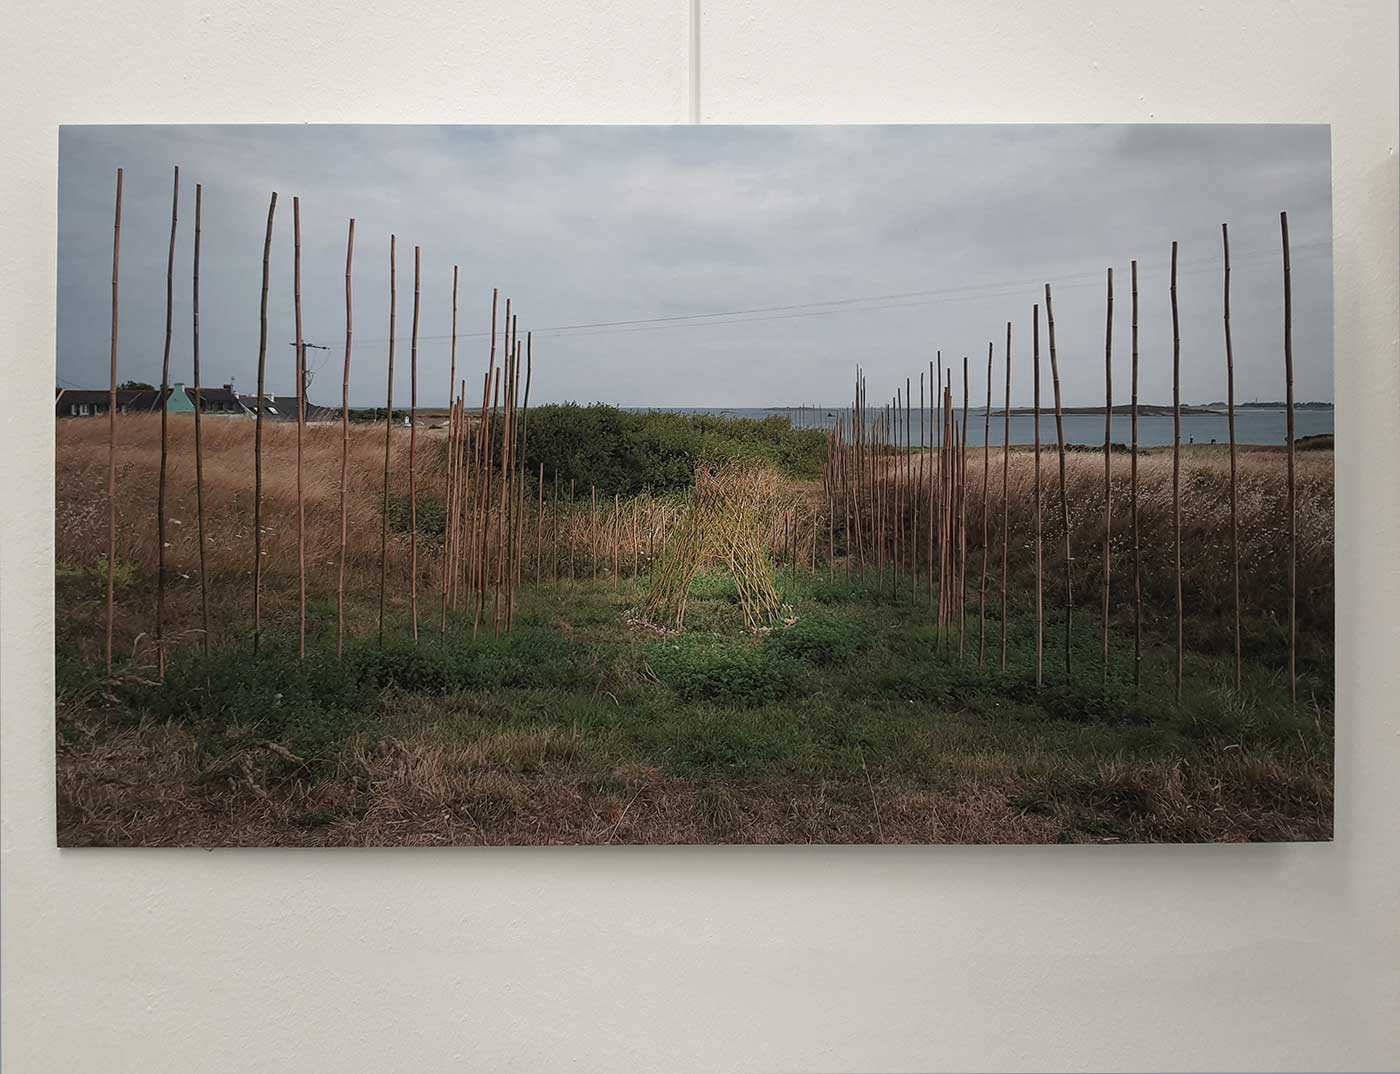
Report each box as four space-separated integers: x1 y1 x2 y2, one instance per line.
97 164 1300 703
99 162 824 676
100 167 580 677
822 221 1298 701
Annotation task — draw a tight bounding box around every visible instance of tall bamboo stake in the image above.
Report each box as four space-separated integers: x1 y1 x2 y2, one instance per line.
445 395 459 614
442 266 459 635
408 246 421 641
454 377 469 610
613 493 621 587
1000 322 1011 673
935 353 943 611
253 193 276 656
155 165 178 679
1223 225 1241 689
940 378 952 636
1102 267 1113 685
474 364 500 639
472 289 499 623
1131 260 1141 691
514 333 533 608
1032 304 1044 688
1281 211 1296 702
193 183 210 659
104 167 122 677
1045 284 1071 680
378 235 397 645
959 356 969 658
491 307 513 634
979 344 991 668
915 373 924 587
292 195 306 659
1171 241 1183 701
537 462 545 581
338 219 355 657
928 360 935 609
907 376 915 585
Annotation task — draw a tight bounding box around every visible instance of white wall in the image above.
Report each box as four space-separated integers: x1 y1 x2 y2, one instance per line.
2 3 1397 1070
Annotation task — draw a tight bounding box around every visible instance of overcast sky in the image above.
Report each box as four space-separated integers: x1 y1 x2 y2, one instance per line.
57 124 1331 408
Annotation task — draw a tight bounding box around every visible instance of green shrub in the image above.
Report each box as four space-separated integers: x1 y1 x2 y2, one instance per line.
645 635 797 707
520 404 826 495
119 628 587 762
1036 680 1146 725
766 614 866 666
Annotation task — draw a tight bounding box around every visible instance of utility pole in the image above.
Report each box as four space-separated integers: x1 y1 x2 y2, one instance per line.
288 340 329 400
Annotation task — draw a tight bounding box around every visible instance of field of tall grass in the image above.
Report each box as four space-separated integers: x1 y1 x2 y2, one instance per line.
55 415 1332 666
54 414 1333 845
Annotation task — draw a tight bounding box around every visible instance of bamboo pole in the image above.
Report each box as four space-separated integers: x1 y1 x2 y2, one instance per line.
1102 267 1113 685
590 484 598 580
442 266 459 635
1045 284 1072 680
515 333 533 606
253 193 276 655
943 378 955 639
470 366 492 638
935 353 943 612
939 379 951 635
915 372 924 587
408 246 421 641
193 183 210 659
472 288 499 614
378 235 397 646
1171 241 1183 701
496 329 518 633
959 356 969 658
613 493 621 588
104 167 122 677
445 394 459 615
1032 303 1044 688
454 377 469 610
537 461 545 582
1000 322 1011 673
1281 211 1296 702
492 309 513 634
475 365 500 639
1131 260 1141 692
979 344 991 668
155 165 178 679
906 376 914 585
928 360 935 610
338 219 355 657
292 195 306 660
1223 225 1241 690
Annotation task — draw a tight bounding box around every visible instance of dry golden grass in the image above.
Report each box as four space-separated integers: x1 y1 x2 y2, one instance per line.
862 443 1333 633
56 703 1330 846
57 416 1333 666
56 414 681 663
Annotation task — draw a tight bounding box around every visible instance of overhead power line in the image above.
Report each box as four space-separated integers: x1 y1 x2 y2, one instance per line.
282 237 1335 352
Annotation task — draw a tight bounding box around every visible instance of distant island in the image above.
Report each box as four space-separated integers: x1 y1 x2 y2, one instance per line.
1000 401 1334 417
766 402 1334 417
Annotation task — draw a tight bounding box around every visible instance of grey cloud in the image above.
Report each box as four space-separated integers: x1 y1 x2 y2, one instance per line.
57 124 1331 409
